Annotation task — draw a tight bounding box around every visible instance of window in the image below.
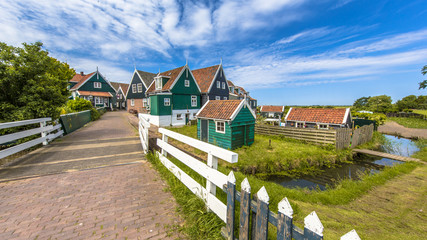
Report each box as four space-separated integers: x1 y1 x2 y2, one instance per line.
104 97 108 103
223 97 227 100
94 82 101 88
164 98 170 106
296 122 304 128
318 124 328 130
193 113 196 118
185 79 190 87
95 97 101 104
268 112 274 118
217 81 220 88
137 83 142 93
177 114 182 120
191 95 197 107
155 77 162 90
222 82 225 89
215 96 220 100
131 99 135 106
132 84 136 93
142 98 147 107
216 121 225 133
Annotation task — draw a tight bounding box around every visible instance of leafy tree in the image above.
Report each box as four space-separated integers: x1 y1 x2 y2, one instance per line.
367 95 393 113
419 65 427 89
396 95 417 111
66 98 92 112
0 42 75 122
415 95 427 109
353 96 370 109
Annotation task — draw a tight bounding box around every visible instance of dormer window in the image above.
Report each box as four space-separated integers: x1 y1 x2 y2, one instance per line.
155 77 162 90
185 79 190 87
94 82 101 88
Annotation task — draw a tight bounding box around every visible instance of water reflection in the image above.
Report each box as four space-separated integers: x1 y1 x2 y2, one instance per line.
269 135 419 191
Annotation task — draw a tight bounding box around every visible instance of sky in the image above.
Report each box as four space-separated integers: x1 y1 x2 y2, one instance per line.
0 0 426 105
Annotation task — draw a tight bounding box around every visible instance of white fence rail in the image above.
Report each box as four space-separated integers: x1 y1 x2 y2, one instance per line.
0 118 63 159
138 114 150 154
157 127 238 222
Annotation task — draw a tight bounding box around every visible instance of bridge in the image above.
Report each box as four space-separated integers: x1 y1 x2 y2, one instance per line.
0 112 182 239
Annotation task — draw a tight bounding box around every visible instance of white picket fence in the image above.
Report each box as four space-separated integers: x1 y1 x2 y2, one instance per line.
156 127 238 222
138 114 150 154
0 118 63 159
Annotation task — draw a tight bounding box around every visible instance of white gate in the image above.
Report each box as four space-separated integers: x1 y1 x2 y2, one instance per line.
138 114 150 153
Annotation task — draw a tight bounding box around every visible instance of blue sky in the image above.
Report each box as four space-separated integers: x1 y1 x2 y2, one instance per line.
1 0 426 105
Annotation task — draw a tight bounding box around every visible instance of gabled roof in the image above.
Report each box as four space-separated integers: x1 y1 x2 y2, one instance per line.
136 70 157 89
69 72 95 90
146 66 185 93
197 100 256 121
227 80 235 88
110 82 129 94
192 65 220 93
285 108 349 125
260 105 284 113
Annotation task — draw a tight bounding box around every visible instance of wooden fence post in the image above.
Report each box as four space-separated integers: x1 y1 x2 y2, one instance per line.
340 229 361 240
255 186 269 240
40 121 48 146
277 197 293 240
304 211 323 240
162 134 168 157
207 152 218 196
239 178 251 240
226 171 236 240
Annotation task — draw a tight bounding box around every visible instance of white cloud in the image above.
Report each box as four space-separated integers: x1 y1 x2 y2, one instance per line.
276 27 334 44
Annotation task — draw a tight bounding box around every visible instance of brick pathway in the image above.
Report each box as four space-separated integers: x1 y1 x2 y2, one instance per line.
0 111 184 239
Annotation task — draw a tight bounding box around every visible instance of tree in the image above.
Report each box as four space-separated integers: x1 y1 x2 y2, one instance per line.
353 96 370 109
367 95 393 113
0 42 75 122
396 95 417 111
419 65 427 89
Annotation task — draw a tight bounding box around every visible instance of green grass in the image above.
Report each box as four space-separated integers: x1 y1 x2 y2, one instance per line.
388 117 427 129
412 139 427 161
412 109 427 117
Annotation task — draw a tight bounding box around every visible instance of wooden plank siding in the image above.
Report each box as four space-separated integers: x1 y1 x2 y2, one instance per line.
255 125 336 145
208 120 233 149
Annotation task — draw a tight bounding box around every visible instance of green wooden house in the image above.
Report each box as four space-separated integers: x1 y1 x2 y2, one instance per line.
69 70 117 108
145 64 201 127
196 99 256 150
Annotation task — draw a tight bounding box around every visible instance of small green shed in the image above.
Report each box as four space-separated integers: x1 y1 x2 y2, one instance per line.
196 99 256 150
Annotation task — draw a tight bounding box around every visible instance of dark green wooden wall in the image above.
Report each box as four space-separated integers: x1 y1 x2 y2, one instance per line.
78 73 115 93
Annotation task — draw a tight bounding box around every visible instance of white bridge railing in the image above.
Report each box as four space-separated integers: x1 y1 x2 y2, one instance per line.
157 127 238 222
0 118 63 159
138 114 150 154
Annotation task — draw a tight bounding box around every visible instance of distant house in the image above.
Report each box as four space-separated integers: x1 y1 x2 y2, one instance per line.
227 80 257 110
196 100 255 150
260 105 285 124
126 69 157 113
192 64 229 106
284 108 352 129
110 82 129 110
145 65 201 127
69 70 116 108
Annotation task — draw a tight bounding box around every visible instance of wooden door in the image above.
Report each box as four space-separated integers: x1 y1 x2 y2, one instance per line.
201 119 208 141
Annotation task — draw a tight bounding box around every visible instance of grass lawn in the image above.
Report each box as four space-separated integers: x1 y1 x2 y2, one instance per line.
412 109 427 117
157 125 426 239
388 117 427 129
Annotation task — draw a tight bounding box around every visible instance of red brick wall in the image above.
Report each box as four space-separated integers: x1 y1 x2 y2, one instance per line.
127 99 148 113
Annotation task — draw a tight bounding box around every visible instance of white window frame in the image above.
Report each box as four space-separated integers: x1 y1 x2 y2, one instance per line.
104 97 108 103
137 83 143 93
95 97 101 104
164 98 170 106
132 84 136 93
215 96 221 100
217 81 220 88
94 82 101 88
216 121 225 133
142 98 147 107
191 95 197 107
176 114 183 120
156 77 162 90
131 99 135 106
268 112 274 118
222 82 225 89
318 124 329 130
296 122 305 128
185 79 190 87
223 97 227 100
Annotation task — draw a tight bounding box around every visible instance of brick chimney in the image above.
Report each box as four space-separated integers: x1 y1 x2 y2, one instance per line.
80 71 84 76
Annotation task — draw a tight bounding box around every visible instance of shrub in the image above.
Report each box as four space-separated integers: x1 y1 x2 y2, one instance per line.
66 98 92 112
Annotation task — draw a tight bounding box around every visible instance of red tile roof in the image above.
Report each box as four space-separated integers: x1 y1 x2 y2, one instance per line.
227 80 235 87
260 105 284 113
146 66 185 93
110 82 129 94
197 100 243 120
286 108 348 124
192 65 219 93
77 91 113 97
70 72 95 90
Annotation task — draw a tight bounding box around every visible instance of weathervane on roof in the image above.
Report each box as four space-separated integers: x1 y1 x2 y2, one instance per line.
220 57 222 65
185 58 188 66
